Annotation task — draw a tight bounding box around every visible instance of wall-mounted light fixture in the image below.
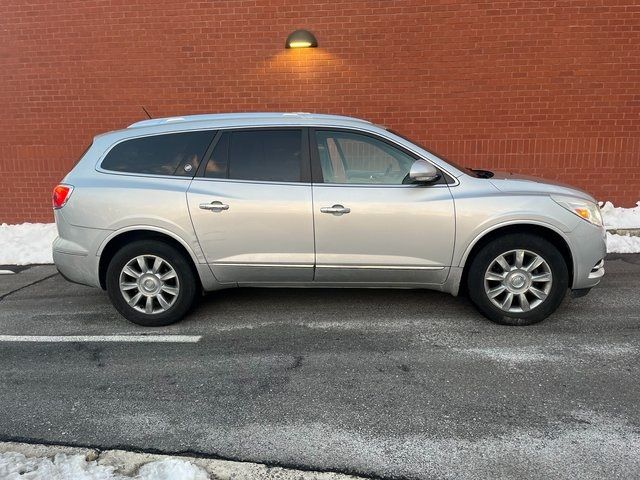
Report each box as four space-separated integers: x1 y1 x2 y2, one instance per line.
285 29 318 49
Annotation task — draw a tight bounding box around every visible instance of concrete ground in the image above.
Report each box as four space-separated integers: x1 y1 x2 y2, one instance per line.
0 255 638 479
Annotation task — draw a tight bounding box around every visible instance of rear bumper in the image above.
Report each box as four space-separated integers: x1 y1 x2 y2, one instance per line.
52 246 100 288
52 210 110 289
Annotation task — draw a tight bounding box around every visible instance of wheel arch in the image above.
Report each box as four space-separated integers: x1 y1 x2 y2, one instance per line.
97 227 201 290
458 222 575 296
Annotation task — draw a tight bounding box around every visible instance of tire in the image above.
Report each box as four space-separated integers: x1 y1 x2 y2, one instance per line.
106 240 198 326
467 234 569 326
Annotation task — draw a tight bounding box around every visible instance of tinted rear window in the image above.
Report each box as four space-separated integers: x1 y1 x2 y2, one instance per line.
102 131 215 176
204 129 301 182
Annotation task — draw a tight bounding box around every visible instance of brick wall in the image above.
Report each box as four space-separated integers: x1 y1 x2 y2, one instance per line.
1 0 638 223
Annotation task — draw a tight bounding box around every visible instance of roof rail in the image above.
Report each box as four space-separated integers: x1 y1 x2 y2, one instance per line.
127 112 371 129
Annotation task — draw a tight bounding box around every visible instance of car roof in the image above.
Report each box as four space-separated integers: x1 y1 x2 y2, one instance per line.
127 112 374 130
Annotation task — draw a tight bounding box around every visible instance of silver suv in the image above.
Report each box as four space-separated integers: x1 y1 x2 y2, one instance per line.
53 113 606 327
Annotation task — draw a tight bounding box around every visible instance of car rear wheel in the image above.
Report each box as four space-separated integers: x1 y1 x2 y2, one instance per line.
467 234 569 326
106 240 197 326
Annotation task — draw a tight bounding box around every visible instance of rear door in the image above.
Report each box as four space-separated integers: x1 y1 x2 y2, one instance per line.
187 128 314 283
310 128 455 284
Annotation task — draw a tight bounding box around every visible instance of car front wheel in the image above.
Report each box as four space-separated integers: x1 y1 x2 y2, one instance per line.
106 240 197 326
467 234 569 326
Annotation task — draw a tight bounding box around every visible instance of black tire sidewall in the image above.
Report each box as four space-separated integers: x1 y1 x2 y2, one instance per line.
467 234 569 326
106 240 197 326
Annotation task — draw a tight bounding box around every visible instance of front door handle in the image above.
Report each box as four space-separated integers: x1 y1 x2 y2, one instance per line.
199 201 229 212
320 204 350 215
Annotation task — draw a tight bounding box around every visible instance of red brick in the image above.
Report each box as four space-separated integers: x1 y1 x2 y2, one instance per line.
0 0 639 223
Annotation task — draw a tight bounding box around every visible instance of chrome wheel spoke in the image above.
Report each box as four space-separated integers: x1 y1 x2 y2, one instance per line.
136 256 148 273
525 255 544 272
514 250 525 269
157 293 171 309
160 270 176 281
519 293 530 312
501 292 514 310
145 296 154 314
531 272 552 282
496 255 511 272
120 282 138 291
123 265 141 279
152 257 163 274
161 285 179 296
128 292 142 307
488 285 506 298
485 271 507 282
529 286 548 300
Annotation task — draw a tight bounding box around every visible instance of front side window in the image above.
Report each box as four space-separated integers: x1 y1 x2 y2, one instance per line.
102 131 215 176
205 129 302 182
314 130 416 185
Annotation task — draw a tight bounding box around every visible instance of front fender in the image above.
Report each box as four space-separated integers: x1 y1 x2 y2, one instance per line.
452 194 580 266
456 218 576 270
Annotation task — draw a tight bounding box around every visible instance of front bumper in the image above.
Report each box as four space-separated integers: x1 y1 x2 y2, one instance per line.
569 221 606 290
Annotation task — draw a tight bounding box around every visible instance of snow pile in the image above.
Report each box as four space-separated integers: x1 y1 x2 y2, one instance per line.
606 232 640 254
0 223 57 265
137 458 209 479
0 452 209 480
600 201 640 253
600 201 640 228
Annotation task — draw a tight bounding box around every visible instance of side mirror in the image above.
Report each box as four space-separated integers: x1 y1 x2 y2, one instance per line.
409 160 440 183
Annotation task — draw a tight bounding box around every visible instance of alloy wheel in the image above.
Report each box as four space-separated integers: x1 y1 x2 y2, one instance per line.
483 249 553 313
119 255 180 314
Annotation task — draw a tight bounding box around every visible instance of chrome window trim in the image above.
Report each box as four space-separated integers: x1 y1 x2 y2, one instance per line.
311 183 451 189
94 170 195 181
191 177 311 187
190 177 451 189
95 123 460 187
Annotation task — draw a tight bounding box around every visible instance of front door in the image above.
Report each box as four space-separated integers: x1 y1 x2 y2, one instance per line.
310 128 455 284
188 128 314 283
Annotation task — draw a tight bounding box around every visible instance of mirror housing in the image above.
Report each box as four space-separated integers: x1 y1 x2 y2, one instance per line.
409 160 440 183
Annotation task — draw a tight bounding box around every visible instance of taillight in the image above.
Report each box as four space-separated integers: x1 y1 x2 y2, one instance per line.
52 184 74 209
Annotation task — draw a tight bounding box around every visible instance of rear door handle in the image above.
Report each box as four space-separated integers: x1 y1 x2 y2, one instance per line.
199 201 229 212
320 204 350 215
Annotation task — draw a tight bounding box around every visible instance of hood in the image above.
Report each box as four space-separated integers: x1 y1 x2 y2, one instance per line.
487 171 597 203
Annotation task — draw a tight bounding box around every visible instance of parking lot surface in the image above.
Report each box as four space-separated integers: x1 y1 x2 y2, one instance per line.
0 255 638 479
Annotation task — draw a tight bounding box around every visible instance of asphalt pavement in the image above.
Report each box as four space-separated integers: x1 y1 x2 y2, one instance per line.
0 255 638 479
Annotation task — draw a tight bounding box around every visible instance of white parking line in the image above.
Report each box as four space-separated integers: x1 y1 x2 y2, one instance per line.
0 335 202 343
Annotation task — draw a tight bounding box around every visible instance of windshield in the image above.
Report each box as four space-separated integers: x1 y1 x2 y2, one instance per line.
387 129 488 178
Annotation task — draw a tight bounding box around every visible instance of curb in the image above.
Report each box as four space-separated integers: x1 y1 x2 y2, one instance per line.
606 228 640 237
0 441 366 480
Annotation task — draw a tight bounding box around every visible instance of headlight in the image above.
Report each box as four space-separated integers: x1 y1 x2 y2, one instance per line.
552 196 603 227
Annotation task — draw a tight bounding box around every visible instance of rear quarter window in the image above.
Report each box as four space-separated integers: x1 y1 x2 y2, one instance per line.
101 131 215 176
